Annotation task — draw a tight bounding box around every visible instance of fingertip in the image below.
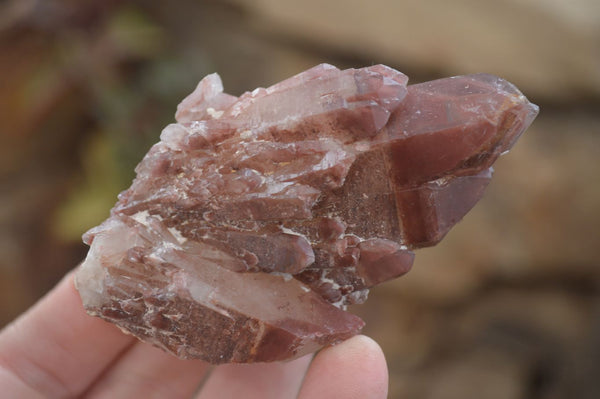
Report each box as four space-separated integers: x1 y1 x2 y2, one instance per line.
333 334 387 367
298 335 388 399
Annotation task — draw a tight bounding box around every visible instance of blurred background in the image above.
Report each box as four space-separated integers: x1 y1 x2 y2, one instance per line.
1 0 599 397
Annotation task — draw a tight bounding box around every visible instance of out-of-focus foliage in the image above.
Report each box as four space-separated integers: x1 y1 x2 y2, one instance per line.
53 133 122 240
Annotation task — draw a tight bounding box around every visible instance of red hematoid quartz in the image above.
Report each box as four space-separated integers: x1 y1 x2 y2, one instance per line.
75 64 538 364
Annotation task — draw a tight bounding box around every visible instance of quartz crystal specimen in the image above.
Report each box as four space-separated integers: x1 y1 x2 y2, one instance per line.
75 64 538 364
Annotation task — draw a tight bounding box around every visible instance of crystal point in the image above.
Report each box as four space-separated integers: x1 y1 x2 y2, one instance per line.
75 64 538 363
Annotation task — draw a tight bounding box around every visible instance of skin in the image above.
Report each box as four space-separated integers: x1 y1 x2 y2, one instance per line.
0 271 388 398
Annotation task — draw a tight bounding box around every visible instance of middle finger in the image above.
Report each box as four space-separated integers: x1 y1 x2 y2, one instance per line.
196 354 312 399
83 341 210 399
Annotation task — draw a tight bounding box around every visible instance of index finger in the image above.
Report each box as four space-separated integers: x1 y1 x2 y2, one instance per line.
0 270 134 398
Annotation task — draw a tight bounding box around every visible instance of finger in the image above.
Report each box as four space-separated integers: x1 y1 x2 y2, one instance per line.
196 354 312 399
83 342 210 399
297 335 388 399
0 271 134 398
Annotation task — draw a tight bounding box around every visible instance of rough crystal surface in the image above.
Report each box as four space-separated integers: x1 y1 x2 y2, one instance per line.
75 64 538 363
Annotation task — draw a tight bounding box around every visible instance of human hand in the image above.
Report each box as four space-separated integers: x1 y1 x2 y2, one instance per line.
0 271 388 398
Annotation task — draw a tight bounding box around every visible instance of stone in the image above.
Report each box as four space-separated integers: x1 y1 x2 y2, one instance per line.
229 0 600 99
75 64 538 363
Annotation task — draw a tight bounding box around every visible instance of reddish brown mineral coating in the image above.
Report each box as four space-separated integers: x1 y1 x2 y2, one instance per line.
75 64 538 363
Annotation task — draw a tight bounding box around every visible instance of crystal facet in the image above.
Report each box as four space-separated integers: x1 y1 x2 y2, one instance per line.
75 64 538 363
